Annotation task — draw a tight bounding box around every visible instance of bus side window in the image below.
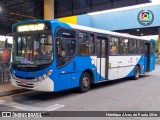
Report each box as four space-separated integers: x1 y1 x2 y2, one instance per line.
109 37 119 55
79 32 95 55
88 34 95 54
80 44 88 55
79 32 88 55
140 41 145 54
137 40 142 54
128 39 133 54
129 39 137 54
120 38 129 55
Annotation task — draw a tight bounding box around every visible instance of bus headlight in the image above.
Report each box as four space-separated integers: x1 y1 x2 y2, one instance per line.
46 70 53 77
11 73 16 79
37 76 42 81
37 70 53 81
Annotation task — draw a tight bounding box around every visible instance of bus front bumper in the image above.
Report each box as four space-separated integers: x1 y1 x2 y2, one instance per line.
10 75 54 92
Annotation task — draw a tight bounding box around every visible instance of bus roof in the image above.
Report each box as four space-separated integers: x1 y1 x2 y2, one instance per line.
68 23 150 41
12 20 150 41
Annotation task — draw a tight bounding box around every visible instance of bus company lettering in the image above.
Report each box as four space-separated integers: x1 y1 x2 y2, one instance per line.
17 65 37 68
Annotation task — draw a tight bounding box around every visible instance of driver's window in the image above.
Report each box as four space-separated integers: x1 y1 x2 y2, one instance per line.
56 28 76 68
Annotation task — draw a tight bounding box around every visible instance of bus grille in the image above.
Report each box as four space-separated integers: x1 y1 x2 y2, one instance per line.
15 75 36 80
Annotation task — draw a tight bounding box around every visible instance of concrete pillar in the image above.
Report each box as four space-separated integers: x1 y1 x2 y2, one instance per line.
44 0 54 20
158 28 160 61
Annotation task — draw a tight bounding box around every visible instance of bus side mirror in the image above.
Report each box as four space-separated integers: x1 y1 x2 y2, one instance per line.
71 40 75 50
40 39 44 44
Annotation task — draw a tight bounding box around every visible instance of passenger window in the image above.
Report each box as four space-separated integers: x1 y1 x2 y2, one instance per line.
137 40 141 54
140 41 144 54
109 37 119 55
79 32 95 55
129 40 137 54
89 34 94 54
120 38 129 55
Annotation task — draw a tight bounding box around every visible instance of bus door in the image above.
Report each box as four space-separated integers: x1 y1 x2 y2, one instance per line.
148 41 156 71
144 42 150 72
96 36 108 81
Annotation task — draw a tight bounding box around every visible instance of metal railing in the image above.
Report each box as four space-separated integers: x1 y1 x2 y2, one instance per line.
0 63 11 83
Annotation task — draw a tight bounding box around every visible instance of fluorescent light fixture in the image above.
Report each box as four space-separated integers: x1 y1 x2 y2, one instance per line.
0 7 2 12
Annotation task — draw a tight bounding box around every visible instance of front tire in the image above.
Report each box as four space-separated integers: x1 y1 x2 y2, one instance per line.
133 66 140 80
78 72 91 93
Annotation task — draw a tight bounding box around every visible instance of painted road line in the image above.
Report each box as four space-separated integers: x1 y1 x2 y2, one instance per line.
0 100 65 111
42 104 65 111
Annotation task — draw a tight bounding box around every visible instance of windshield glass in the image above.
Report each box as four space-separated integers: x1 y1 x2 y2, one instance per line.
12 33 53 66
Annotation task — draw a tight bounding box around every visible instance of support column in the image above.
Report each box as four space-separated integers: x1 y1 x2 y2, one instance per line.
158 28 160 62
44 0 54 20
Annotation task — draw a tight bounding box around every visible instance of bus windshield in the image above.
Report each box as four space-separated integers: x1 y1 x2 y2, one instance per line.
12 33 53 67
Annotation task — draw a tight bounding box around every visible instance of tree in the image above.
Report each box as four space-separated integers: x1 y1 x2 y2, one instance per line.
0 41 5 48
156 40 159 53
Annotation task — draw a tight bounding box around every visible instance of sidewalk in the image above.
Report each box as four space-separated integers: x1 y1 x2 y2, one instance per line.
156 59 160 64
0 83 30 97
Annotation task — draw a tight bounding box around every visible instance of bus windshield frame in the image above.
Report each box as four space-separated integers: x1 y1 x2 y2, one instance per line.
11 31 53 71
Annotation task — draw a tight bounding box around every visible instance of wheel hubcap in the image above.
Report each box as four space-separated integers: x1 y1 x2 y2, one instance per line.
136 69 139 78
82 77 89 88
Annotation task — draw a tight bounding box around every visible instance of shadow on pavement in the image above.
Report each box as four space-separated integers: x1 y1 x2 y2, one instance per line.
10 74 151 104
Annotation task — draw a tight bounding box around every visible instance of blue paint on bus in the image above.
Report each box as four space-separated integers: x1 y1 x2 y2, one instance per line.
10 20 156 92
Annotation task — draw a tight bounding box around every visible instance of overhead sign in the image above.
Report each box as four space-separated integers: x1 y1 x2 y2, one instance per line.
137 10 154 26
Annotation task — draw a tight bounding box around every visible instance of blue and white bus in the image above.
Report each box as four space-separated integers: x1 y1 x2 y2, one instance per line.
10 20 156 92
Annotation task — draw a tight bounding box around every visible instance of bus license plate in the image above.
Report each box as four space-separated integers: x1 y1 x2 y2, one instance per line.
20 81 28 86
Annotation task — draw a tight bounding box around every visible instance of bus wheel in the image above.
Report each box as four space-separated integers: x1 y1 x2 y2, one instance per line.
133 66 140 80
79 72 91 93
